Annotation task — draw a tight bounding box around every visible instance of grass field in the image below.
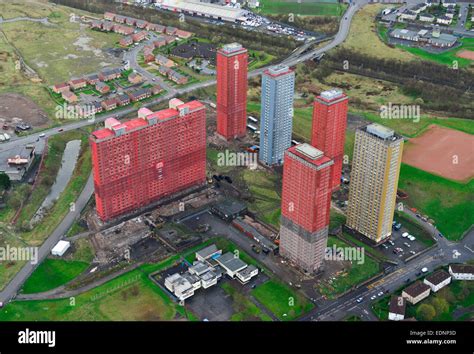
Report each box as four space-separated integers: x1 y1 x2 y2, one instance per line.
318 236 380 298
252 280 314 320
21 259 89 294
394 211 435 247
398 164 474 241
221 282 272 321
258 0 346 17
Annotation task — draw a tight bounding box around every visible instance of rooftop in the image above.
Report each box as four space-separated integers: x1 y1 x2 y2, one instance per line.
425 270 451 285
389 296 406 315
365 123 395 140
287 144 333 168
265 65 293 78
403 281 430 298
196 244 220 259
216 252 247 273
450 264 474 275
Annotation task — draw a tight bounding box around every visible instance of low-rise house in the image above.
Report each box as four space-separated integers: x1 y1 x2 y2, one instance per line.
424 270 451 292
127 87 151 102
120 36 133 47
143 51 155 63
155 54 175 67
419 13 435 22
428 33 457 47
165 26 177 35
95 82 110 95
62 90 78 104
153 36 168 48
135 19 148 29
114 25 134 35
445 8 456 18
90 20 103 30
68 78 87 90
176 29 193 39
449 264 474 280
115 94 130 106
442 0 457 7
399 10 417 21
114 15 126 24
52 82 70 94
86 74 100 85
390 28 420 41
411 3 428 13
125 16 136 26
104 12 116 21
437 15 453 25
388 296 406 321
101 98 117 111
132 31 147 42
0 145 36 181
158 65 172 77
128 72 143 84
151 85 163 96
147 23 166 33
99 68 122 81
168 70 188 85
402 281 431 305
102 21 115 32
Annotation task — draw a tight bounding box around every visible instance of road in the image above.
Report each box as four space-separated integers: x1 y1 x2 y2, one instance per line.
0 0 364 306
0 174 94 305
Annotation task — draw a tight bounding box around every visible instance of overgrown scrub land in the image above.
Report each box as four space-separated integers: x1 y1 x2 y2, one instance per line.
52 0 298 58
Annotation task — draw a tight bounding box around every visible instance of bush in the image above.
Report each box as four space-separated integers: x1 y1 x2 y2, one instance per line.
416 303 436 320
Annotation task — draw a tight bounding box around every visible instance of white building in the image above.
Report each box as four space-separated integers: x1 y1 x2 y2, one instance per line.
437 15 453 25
399 10 418 21
236 264 259 284
419 13 435 22
216 252 248 278
388 296 406 321
200 270 218 289
189 261 212 276
51 240 71 257
423 270 451 292
449 264 474 280
195 244 222 262
402 281 431 305
164 273 194 301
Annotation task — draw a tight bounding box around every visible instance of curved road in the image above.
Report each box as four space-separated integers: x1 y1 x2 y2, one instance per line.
0 1 365 305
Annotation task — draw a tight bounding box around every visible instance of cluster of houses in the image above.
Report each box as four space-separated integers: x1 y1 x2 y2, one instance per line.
390 27 458 48
398 0 460 26
141 36 177 63
164 244 258 301
92 12 193 48
388 264 474 321
158 65 188 85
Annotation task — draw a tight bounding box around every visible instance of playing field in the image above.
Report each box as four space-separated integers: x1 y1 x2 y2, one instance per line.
258 0 346 16
403 125 474 182
457 50 474 60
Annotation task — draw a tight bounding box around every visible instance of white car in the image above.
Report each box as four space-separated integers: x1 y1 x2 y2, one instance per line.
402 232 409 238
377 291 384 297
370 295 377 300
421 267 428 273
408 236 416 241
356 297 363 303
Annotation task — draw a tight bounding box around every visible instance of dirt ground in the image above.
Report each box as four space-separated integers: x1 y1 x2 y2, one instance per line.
457 50 474 60
0 93 49 127
402 125 474 181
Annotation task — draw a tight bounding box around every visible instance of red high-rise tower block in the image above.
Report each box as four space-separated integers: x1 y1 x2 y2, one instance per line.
216 43 248 140
279 144 334 272
311 89 348 190
90 99 206 221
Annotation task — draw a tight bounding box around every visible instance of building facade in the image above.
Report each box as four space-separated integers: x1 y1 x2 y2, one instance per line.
90 99 207 221
311 89 348 190
279 144 334 272
259 65 295 165
216 43 248 140
346 124 404 244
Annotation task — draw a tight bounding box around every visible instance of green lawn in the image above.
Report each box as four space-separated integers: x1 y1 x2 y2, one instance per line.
21 259 89 294
394 211 435 247
221 282 272 321
258 0 346 16
318 236 380 298
398 164 474 241
251 280 314 321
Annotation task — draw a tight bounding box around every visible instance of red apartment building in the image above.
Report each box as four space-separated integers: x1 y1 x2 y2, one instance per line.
90 99 207 221
216 43 248 140
311 89 348 190
279 143 334 272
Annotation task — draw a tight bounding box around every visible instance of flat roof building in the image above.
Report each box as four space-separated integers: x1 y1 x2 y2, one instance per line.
160 0 246 23
402 281 431 305
216 252 248 278
196 244 222 262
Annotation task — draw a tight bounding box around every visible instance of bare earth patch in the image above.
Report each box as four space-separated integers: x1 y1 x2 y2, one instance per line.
456 50 474 60
403 125 474 182
0 93 49 127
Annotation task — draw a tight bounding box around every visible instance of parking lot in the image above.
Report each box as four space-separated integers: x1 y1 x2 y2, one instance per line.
376 222 431 262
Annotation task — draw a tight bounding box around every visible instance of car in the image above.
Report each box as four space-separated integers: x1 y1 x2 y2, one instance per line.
388 240 395 246
402 232 409 238
382 244 388 249
421 267 428 273
404 242 411 248
370 295 377 300
377 291 384 297
408 236 416 241
416 214 421 218
251 284 256 289
438 232 443 238
405 278 411 283
39 133 46 138
356 297 363 303
58 128 64 132
410 251 416 255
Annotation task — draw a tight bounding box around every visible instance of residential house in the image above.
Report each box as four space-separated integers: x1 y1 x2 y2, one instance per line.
86 74 100 85
165 26 177 35
411 3 428 13
153 36 168 48
114 25 134 35
90 20 103 30
95 82 110 95
115 94 130 106
388 296 406 321
128 72 143 84
442 0 457 7
158 65 172 77
114 15 127 24
68 78 87 90
125 17 137 27
402 281 431 305
143 49 155 63
120 36 133 47
437 15 453 25
99 68 122 81
168 70 188 85
132 31 147 42
52 82 70 94
62 90 78 104
424 270 451 292
419 13 435 22
147 23 166 33
102 21 115 32
449 264 474 280
104 12 116 21
101 98 117 111
155 54 174 67
135 19 149 29
399 10 418 21
176 29 193 39
126 88 151 102
151 85 163 95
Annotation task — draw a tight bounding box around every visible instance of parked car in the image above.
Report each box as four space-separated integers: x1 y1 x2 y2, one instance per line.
404 242 411 248
377 291 384 297
388 240 395 246
421 267 428 273
402 232 409 238
39 133 46 138
356 297 363 303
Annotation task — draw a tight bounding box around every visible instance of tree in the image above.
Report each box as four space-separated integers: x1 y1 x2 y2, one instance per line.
431 297 449 315
416 303 436 321
0 173 11 190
